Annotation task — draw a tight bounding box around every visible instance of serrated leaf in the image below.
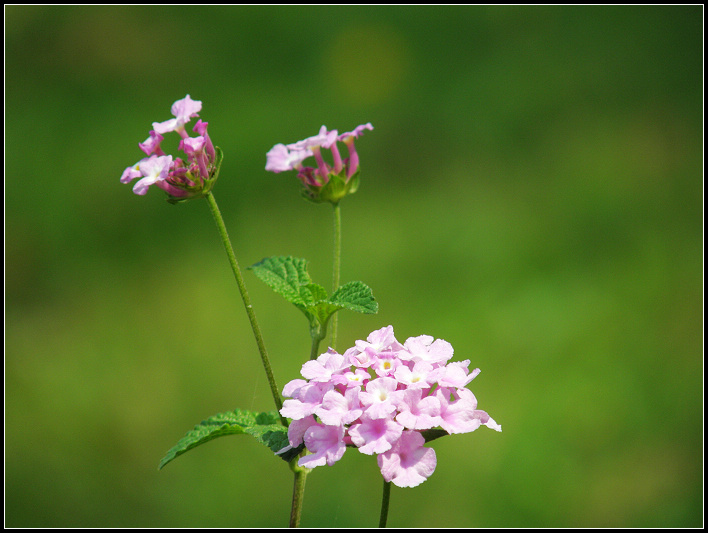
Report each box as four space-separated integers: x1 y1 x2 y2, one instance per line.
248 256 313 309
249 256 331 325
250 257 378 335
159 409 291 470
306 282 378 329
329 281 378 314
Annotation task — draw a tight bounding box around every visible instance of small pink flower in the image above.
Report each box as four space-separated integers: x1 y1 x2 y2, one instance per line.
280 381 331 420
435 387 501 434
340 367 371 388
355 325 400 356
377 430 437 488
300 349 349 383
131 155 173 196
193 119 215 160
282 378 308 398
370 353 401 378
285 415 318 448
432 360 480 389
287 125 339 151
393 360 436 389
402 335 454 365
348 416 404 455
298 423 347 468
152 94 202 134
359 377 401 419
181 135 206 154
316 388 363 426
395 388 441 430
120 160 144 184
139 130 165 156
265 143 312 173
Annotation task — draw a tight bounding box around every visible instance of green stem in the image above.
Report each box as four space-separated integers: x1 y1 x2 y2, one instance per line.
289 460 309 528
309 327 325 361
205 192 286 426
330 202 342 350
379 480 392 528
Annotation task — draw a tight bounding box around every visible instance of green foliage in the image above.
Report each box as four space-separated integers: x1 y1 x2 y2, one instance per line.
249 256 378 334
159 409 300 470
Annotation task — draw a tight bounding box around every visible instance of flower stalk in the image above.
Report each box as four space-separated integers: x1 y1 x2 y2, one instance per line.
205 192 286 425
379 480 392 528
330 201 342 350
289 457 310 527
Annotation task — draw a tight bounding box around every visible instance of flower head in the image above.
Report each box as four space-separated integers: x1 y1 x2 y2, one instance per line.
265 123 372 204
278 325 500 488
120 95 222 203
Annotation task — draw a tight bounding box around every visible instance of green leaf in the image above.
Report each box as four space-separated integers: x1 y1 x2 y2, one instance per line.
421 428 449 444
249 256 378 334
329 281 378 315
248 256 313 310
306 282 377 326
158 409 294 470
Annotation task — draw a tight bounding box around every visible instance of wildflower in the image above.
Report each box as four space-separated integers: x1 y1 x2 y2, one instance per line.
299 423 347 468
316 388 363 426
125 155 173 196
280 381 332 421
377 430 437 488
152 94 202 135
265 123 373 204
349 416 404 455
279 325 501 488
359 377 402 419
265 143 312 173
120 95 222 203
395 388 441 430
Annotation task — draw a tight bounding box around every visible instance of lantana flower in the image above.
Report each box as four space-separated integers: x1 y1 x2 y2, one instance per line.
120 95 222 203
278 325 501 488
265 123 373 204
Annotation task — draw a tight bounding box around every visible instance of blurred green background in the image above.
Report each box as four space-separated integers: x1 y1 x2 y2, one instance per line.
5 5 702 528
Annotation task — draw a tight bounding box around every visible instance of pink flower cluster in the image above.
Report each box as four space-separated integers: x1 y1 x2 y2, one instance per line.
265 124 372 192
120 95 218 200
279 326 501 488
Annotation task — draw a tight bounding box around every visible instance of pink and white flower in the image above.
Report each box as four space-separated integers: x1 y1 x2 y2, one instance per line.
152 94 202 135
377 430 437 488
279 325 501 488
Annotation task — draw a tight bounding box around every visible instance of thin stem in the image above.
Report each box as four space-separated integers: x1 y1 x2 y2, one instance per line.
378 480 392 528
205 192 286 425
289 460 309 528
330 202 342 350
309 327 325 361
